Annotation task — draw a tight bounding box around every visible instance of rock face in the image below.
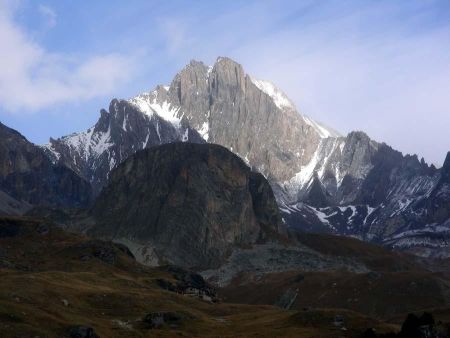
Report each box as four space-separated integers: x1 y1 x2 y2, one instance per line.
164 58 338 182
90 142 283 269
0 122 91 213
40 56 449 255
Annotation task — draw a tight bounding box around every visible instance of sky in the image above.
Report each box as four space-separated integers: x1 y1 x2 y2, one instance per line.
0 0 449 166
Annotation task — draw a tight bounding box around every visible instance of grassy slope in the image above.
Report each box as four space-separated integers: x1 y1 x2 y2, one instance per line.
220 232 450 321
0 216 398 338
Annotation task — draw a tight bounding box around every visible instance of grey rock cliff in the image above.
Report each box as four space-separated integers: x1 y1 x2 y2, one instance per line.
166 58 331 182
89 142 284 269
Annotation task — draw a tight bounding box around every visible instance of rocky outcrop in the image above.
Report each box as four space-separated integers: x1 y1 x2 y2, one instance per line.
156 265 217 300
0 122 92 212
142 311 184 329
90 142 284 269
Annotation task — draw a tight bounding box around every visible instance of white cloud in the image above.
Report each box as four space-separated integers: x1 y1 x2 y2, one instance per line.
0 1 136 112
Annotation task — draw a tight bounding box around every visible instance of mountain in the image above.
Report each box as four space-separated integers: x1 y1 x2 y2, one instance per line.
89 142 284 269
0 122 92 214
2 112 449 336
41 57 449 255
43 57 339 193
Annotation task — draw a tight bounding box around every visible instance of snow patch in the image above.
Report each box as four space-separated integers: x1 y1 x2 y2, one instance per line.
198 121 209 141
156 121 161 142
364 205 376 224
250 77 295 111
53 123 113 162
128 90 182 127
286 138 340 193
302 115 340 139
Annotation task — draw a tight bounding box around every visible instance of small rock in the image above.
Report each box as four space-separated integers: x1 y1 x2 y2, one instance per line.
62 299 69 307
201 294 213 302
112 319 133 330
35 223 49 235
67 325 99 338
143 311 182 329
333 314 344 327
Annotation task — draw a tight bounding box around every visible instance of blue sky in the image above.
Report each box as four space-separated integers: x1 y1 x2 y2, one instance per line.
0 0 449 165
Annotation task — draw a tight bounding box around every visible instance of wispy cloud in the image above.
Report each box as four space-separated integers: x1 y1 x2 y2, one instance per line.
38 4 56 28
0 1 136 112
157 18 193 56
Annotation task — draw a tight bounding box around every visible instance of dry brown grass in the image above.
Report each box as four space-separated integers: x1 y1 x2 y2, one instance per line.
0 216 445 337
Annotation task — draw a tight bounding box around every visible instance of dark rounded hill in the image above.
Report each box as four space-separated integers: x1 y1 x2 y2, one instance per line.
90 142 284 269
